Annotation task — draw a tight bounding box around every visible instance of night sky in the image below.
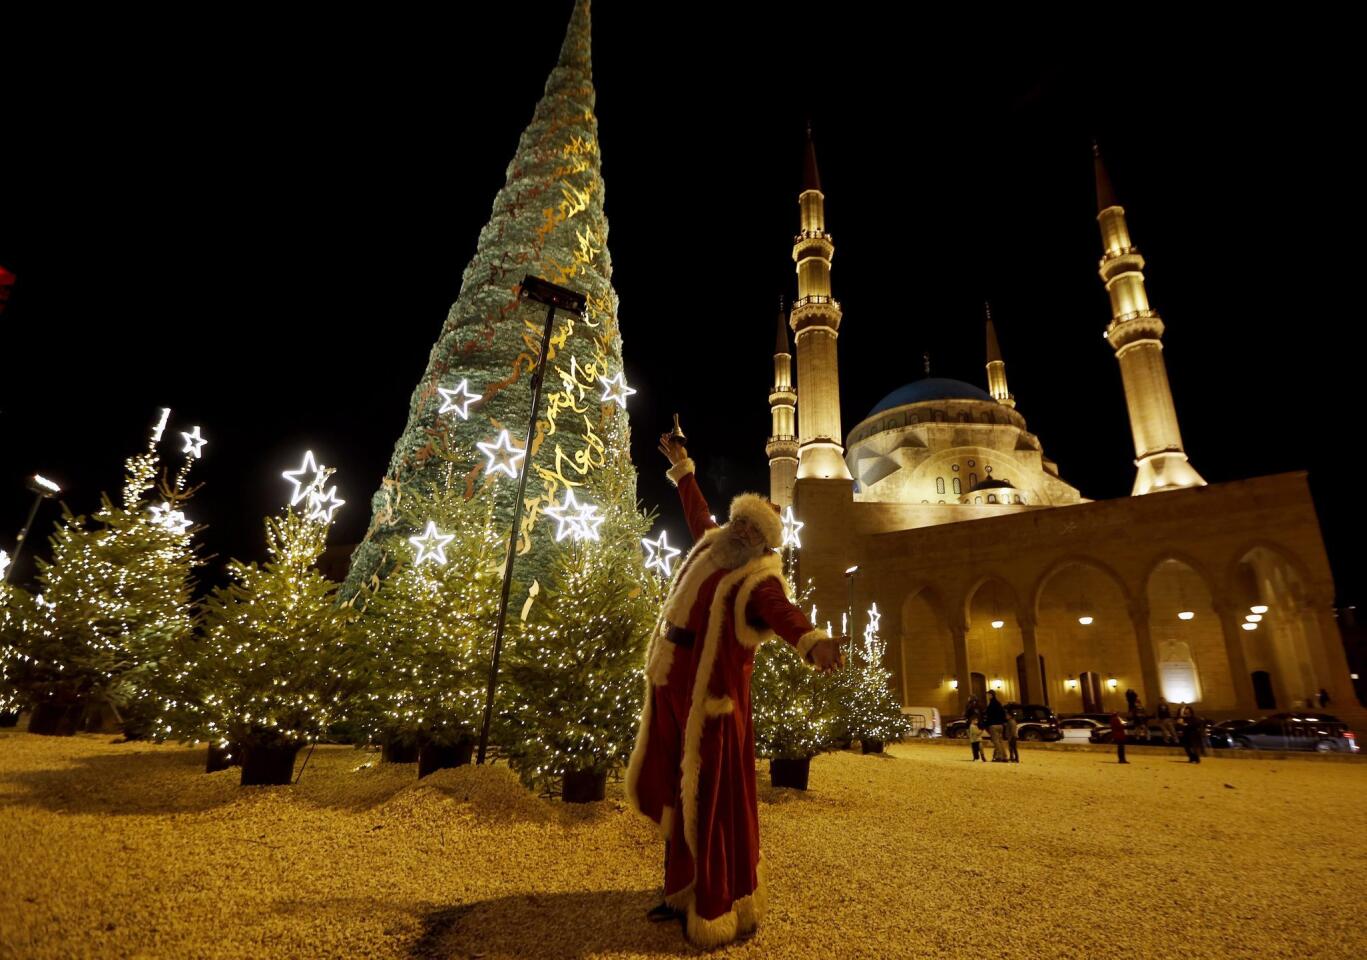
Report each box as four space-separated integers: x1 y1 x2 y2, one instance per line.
2 5 1361 605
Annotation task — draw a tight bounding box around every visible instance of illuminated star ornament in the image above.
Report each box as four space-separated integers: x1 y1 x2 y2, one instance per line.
780 506 804 549
477 431 526 478
436 379 482 420
867 601 882 634
409 521 455 566
542 489 602 542
641 531 681 576
181 425 208 459
306 486 345 524
282 451 327 505
598 371 636 409
149 501 191 535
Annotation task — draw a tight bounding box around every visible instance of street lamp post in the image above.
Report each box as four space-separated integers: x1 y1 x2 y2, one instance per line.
3 474 62 585
475 276 586 766
845 564 859 660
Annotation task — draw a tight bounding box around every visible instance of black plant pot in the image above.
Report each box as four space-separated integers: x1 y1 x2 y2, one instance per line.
206 742 240 773
861 739 885 755
770 756 811 790
562 768 607 803
80 703 122 734
27 702 81 736
0 710 20 728
381 738 420 764
418 738 473 779
240 742 302 786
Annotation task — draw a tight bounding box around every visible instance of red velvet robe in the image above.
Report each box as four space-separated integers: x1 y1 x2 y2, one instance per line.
626 464 823 948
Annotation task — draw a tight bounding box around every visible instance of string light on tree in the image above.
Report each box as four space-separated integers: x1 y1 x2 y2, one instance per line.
181 426 207 459
477 431 527 479
282 451 326 506
436 380 483 420
781 506 804 549
597 371 636 409
641 531 681 577
151 408 171 443
409 521 455 566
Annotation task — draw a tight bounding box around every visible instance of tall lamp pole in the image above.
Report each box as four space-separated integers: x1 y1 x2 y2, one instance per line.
845 564 859 661
476 276 586 765
3 474 62 585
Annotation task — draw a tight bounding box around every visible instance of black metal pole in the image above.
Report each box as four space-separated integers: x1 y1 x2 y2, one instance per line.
476 299 559 765
4 492 44 584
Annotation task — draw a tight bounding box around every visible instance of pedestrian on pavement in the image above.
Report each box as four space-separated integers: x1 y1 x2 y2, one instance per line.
1178 703 1202 763
1006 714 1020 763
984 690 1008 762
1110 711 1129 764
1156 697 1176 744
1319 688 1331 709
968 718 986 762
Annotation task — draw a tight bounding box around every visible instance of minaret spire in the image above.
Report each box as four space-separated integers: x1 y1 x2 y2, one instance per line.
984 302 1015 408
1094 141 1205 495
767 296 799 507
791 125 852 481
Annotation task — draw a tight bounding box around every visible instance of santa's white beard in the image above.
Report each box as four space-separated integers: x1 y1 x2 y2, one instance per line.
711 524 766 570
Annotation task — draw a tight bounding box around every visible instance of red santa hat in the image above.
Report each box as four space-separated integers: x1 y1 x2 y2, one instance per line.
727 493 784 549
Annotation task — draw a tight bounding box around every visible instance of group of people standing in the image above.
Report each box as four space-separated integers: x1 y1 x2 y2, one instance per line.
1120 690 1206 763
964 690 1019 763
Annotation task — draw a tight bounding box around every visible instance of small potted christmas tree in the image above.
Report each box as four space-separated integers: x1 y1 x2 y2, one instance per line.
842 604 911 753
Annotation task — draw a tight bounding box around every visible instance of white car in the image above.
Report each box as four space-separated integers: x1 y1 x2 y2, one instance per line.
901 706 942 738
1059 717 1107 742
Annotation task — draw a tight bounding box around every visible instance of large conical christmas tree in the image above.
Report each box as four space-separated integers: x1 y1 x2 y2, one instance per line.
345 0 632 600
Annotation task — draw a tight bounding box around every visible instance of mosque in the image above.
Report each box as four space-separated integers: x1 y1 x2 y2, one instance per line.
768 134 1362 724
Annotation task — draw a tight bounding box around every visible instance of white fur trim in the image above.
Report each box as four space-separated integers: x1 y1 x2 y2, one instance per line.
735 856 769 935
796 628 828 661
644 633 676 687
733 557 787 649
659 804 674 841
728 492 783 549
686 899 740 950
703 695 735 717
662 528 723 629
666 458 696 486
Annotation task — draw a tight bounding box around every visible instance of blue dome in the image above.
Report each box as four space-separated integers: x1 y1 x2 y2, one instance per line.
866 378 994 418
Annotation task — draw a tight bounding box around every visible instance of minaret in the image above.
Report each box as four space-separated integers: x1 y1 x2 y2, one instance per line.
791 127 853 481
1094 142 1205 496
984 302 1015 408
767 297 799 508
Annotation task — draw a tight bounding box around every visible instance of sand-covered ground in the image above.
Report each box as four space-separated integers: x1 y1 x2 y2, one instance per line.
2 731 1364 959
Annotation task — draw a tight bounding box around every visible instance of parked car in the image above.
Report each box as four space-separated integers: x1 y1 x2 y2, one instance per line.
1058 718 1106 742
945 703 1061 742
1214 718 1258 734
1229 714 1359 753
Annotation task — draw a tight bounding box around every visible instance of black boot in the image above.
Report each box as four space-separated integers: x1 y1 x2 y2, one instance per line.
646 902 683 923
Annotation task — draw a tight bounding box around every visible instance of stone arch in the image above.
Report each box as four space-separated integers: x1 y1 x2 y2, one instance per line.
1032 556 1139 712
1228 541 1327 713
1145 556 1232 709
962 575 1027 704
899 583 956 716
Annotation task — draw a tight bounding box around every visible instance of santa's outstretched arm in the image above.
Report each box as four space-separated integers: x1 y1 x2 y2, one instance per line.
746 578 830 664
660 433 718 542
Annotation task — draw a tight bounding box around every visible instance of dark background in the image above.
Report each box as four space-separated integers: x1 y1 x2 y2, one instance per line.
2 4 1361 605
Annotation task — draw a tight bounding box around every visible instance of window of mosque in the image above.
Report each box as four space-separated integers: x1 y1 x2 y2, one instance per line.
985 465 993 474
975 496 982 504
922 500 929 504
959 413 970 422
980 413 991 423
938 500 945 504
936 477 945 494
969 473 977 487
951 464 959 472
952 478 962 494
909 415 919 424
934 411 946 423
968 459 976 467
988 494 998 503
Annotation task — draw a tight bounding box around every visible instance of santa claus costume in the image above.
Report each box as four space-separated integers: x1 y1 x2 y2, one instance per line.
626 457 827 948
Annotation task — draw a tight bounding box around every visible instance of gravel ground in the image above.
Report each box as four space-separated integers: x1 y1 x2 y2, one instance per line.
2 731 1364 959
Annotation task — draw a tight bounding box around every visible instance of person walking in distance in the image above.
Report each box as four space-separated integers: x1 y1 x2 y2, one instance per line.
1177 703 1201 763
968 716 986 762
1005 713 1020 763
984 690 1008 762
1156 697 1176 744
1109 711 1129 764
